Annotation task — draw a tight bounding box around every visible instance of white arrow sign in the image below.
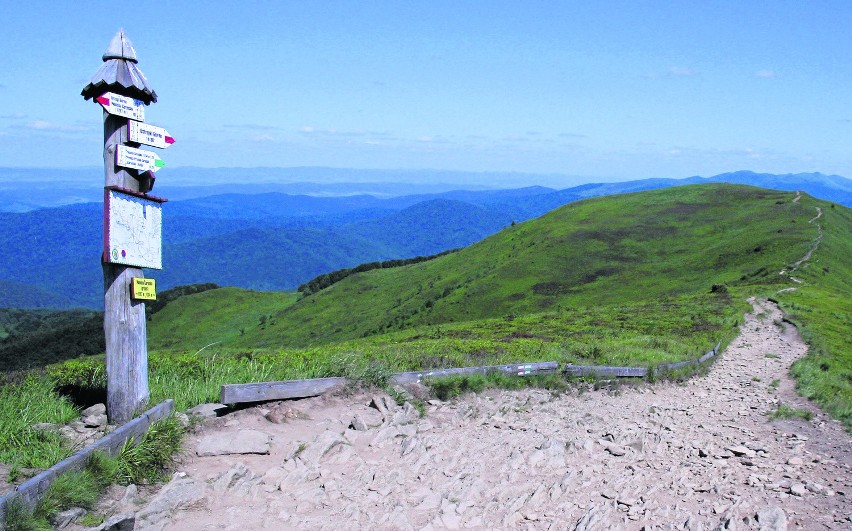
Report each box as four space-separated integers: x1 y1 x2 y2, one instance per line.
116 145 165 173
128 120 175 149
96 92 145 121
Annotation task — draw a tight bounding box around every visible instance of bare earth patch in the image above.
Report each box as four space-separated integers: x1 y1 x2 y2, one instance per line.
73 299 851 529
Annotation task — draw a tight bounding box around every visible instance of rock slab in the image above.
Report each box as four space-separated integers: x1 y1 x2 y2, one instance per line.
196 429 271 456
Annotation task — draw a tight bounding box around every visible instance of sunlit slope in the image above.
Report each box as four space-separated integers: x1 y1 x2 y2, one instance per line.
238 184 819 348
148 288 299 350
772 198 852 424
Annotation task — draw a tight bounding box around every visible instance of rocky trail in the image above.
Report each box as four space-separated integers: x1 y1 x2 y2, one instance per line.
70 298 850 530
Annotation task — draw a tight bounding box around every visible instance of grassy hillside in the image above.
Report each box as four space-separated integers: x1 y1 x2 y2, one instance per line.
148 288 299 350
347 199 514 256
156 227 395 291
237 184 816 347
0 309 104 371
771 200 852 424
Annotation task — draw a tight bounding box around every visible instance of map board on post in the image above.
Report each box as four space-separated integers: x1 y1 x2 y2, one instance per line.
104 187 166 270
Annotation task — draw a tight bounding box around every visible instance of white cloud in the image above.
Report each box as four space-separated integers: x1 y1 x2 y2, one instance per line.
224 123 284 131
668 66 699 77
755 69 777 79
250 134 275 142
299 126 392 140
25 121 89 132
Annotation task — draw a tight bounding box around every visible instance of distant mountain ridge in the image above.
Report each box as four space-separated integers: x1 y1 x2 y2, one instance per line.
2 167 848 212
0 170 849 308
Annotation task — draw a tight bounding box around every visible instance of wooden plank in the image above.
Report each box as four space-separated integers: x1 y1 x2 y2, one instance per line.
563 364 649 377
0 400 174 525
391 361 559 384
659 360 695 371
221 377 348 404
220 362 559 404
219 342 720 404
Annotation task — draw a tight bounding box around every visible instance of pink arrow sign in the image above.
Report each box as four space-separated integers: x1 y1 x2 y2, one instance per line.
129 120 175 149
96 92 145 121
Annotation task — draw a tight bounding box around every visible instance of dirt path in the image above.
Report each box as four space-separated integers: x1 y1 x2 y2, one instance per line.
79 299 851 530
782 205 824 286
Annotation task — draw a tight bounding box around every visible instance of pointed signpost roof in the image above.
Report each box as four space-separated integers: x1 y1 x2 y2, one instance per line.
82 29 157 104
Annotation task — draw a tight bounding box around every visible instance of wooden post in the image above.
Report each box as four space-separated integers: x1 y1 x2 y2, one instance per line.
103 112 149 423
82 30 160 424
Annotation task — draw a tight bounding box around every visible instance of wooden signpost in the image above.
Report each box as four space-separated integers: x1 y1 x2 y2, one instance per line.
129 120 175 149
116 144 165 172
82 29 172 424
96 92 146 121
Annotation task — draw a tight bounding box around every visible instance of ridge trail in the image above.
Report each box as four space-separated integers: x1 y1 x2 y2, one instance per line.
781 205 824 288
81 299 852 529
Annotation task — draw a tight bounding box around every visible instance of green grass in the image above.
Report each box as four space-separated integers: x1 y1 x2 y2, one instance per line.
0 374 78 471
770 199 852 427
3 498 41 531
212 185 814 349
767 403 814 422
426 372 568 401
32 468 101 523
2 417 183 530
49 291 736 412
148 287 299 351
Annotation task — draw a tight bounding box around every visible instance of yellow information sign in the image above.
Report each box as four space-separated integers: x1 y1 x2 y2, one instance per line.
131 278 157 300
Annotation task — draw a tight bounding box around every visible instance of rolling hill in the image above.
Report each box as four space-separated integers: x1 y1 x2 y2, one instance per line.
2 171 850 309
222 184 825 348
143 184 850 425
0 191 540 308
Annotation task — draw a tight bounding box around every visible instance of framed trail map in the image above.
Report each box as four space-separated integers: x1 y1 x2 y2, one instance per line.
104 187 166 270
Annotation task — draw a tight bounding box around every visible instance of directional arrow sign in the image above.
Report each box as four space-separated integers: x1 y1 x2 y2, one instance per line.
96 92 145 121
116 145 165 173
128 120 175 149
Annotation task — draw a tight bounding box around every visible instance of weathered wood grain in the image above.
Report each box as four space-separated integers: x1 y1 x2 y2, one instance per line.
220 362 559 404
103 110 149 425
563 364 649 377
391 361 559 384
221 377 348 404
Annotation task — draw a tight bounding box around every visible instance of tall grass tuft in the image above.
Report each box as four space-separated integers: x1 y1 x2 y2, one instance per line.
0 374 78 470
113 416 184 485
2 416 185 530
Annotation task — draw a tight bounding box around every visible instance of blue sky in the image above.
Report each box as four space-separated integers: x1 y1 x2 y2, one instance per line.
1 1 850 184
